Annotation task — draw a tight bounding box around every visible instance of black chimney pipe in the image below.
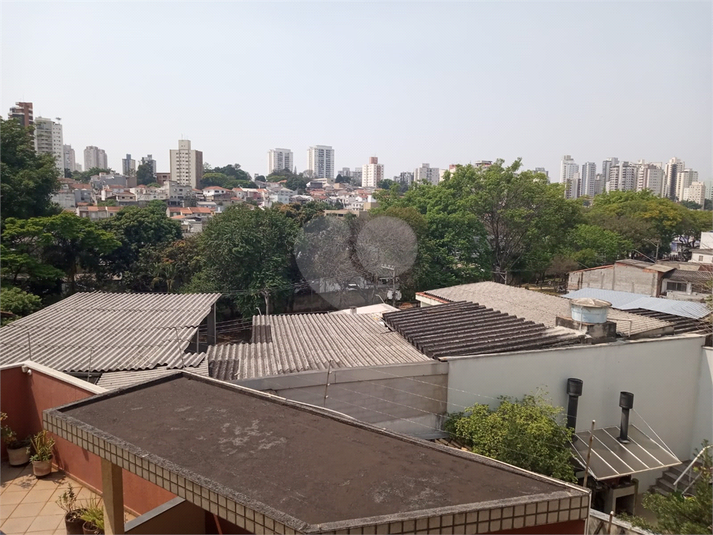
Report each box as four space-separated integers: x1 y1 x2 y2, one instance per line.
566 378 583 432
618 391 634 443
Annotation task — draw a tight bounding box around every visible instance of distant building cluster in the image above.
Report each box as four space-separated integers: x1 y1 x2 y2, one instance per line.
560 155 704 204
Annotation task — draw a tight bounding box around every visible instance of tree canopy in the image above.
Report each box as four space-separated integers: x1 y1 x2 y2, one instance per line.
136 162 155 185
0 118 61 223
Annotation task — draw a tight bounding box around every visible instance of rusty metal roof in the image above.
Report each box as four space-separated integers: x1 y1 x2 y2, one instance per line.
383 302 585 358
0 292 220 373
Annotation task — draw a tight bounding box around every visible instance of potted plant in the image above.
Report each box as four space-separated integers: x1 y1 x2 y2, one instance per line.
80 496 104 535
29 429 55 477
57 484 86 535
1 412 30 466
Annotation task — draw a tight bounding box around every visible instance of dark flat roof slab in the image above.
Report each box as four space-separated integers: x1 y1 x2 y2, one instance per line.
57 374 581 527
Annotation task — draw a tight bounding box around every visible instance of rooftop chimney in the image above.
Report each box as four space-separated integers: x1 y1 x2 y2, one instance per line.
618 391 634 444
566 378 583 433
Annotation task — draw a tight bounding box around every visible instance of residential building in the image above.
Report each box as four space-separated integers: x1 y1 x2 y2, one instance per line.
63 145 77 173
413 163 439 185
636 162 665 196
130 185 169 204
560 155 578 184
84 145 108 170
580 162 596 197
592 173 606 196
352 168 362 184
396 171 414 185
8 101 33 128
534 167 549 178
35 117 64 173
339 167 351 178
90 172 133 189
267 187 295 207
75 205 123 220
267 148 293 175
140 154 157 177
306 145 334 181
601 157 619 190
155 172 171 184
361 156 384 188
664 157 685 199
676 168 698 201
169 139 204 188
606 161 637 192
564 172 581 199
684 181 706 206
474 160 493 168
122 154 136 177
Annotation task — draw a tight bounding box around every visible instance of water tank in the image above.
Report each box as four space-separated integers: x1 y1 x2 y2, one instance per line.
569 298 611 324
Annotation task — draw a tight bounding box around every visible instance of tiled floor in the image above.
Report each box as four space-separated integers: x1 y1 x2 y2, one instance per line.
0 461 134 535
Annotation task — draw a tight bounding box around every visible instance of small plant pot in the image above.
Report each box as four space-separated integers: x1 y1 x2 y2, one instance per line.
7 445 30 466
32 458 52 478
65 511 85 535
82 521 102 535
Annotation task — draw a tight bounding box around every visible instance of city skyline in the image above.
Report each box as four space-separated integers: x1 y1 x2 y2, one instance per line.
2 2 710 181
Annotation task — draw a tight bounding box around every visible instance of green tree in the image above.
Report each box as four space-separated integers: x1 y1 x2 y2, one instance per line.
562 224 632 268
186 205 298 316
0 287 42 325
0 118 61 223
125 237 203 293
136 162 155 185
99 201 182 280
72 167 113 183
377 179 395 190
335 174 350 184
444 392 576 482
200 171 256 190
1 213 120 293
681 200 702 211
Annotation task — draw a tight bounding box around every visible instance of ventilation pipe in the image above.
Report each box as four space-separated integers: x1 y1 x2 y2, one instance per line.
566 378 583 432
618 392 634 444
350 306 357 315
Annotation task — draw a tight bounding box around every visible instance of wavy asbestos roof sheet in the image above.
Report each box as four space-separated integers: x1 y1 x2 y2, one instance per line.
565 288 710 319
96 356 210 390
207 313 430 381
421 282 672 337
0 292 220 373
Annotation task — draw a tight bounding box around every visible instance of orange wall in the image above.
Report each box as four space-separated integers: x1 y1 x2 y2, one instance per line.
1 366 175 515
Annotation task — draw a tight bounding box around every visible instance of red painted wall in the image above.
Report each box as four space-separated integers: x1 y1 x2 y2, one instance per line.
492 519 586 534
1 366 175 515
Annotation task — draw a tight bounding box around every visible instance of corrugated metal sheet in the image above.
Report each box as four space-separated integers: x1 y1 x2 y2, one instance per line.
96 357 210 390
565 288 710 319
0 292 220 373
625 309 710 335
208 313 430 381
383 302 585 357
422 282 672 337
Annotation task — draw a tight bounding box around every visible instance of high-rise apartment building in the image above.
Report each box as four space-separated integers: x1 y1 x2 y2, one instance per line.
352 168 362 184
564 172 581 199
593 174 606 196
339 167 352 178
684 182 706 207
267 148 294 175
8 102 33 128
607 162 637 192
63 145 77 173
396 172 414 185
601 158 619 190
84 146 108 171
35 117 64 174
140 155 157 177
361 157 384 188
414 163 440 185
306 145 334 181
636 162 664 196
664 157 685 199
560 156 579 198
170 140 203 188
676 168 698 201
580 162 597 197
534 167 549 178
122 154 136 177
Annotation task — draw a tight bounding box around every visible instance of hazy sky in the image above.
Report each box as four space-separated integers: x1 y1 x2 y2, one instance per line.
3 2 711 182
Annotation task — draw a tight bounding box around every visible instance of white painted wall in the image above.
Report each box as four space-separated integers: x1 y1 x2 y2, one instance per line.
692 347 713 454
445 335 707 464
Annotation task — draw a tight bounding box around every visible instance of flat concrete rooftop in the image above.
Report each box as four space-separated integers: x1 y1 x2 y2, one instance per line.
52 374 587 532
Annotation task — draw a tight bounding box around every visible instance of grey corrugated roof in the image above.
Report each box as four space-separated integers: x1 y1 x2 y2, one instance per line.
0 292 220 373
420 282 672 337
625 309 710 335
666 269 713 283
616 259 675 273
208 313 430 381
96 356 210 390
565 288 710 319
383 301 584 357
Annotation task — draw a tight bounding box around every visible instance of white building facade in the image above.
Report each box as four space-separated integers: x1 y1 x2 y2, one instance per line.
267 148 294 175
122 154 136 177
361 156 384 188
169 140 204 188
684 181 706 206
84 146 108 171
676 168 698 201
414 163 440 185
580 162 596 197
63 145 77 173
560 155 579 198
664 157 685 199
35 117 64 174
306 145 334 181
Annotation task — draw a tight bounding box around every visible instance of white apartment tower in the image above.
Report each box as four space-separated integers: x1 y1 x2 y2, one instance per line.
675 168 698 201
560 156 579 198
664 157 685 199
601 157 619 190
267 148 294 175
170 140 204 188
140 155 157 177
580 162 597 197
84 146 108 170
307 145 334 181
607 162 637 192
63 145 77 173
636 162 664 196
684 182 706 206
35 117 64 174
122 154 136 177
414 163 440 185
361 157 385 188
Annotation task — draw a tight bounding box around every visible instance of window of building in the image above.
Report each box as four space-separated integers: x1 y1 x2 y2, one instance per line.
666 281 688 293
